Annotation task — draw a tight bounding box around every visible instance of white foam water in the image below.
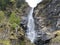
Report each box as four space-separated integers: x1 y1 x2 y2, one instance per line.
26 0 42 8
25 0 42 43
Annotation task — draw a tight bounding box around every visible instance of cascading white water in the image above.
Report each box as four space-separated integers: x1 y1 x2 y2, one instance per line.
25 0 42 43
26 8 35 43
26 0 42 8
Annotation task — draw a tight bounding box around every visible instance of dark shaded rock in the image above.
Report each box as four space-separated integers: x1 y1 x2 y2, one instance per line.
20 7 31 30
20 16 28 30
34 38 50 45
16 0 26 8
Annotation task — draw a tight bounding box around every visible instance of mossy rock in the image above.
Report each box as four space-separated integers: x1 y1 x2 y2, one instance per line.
53 30 60 36
18 30 24 36
0 39 11 45
0 28 4 32
51 36 60 43
50 36 60 45
50 30 60 43
20 41 25 45
10 32 18 39
10 35 18 40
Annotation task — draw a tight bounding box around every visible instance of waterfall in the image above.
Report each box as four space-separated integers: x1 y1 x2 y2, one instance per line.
26 8 36 43
25 0 42 43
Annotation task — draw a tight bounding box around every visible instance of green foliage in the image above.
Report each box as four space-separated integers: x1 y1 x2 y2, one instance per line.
0 39 11 45
16 0 26 8
9 11 20 24
11 23 18 29
0 11 5 23
0 0 10 10
9 11 20 29
20 41 25 45
10 0 15 2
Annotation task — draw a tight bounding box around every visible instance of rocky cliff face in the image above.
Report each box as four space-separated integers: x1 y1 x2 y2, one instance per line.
33 0 60 45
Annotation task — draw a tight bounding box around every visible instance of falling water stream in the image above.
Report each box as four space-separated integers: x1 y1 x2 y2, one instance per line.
26 8 35 43
25 0 42 43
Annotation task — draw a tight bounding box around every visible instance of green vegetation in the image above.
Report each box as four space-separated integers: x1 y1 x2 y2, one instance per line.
0 39 11 45
0 0 10 10
0 11 5 23
20 41 25 45
9 11 20 29
9 11 20 24
0 0 29 45
16 0 25 8
10 0 15 2
11 23 18 29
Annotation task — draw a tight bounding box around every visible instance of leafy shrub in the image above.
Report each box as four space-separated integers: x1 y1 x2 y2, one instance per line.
11 23 18 29
9 11 20 24
9 11 20 29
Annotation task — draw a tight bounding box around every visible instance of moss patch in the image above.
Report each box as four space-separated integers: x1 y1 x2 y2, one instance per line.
0 39 11 45
50 31 60 43
20 41 25 45
51 36 60 43
0 11 5 23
